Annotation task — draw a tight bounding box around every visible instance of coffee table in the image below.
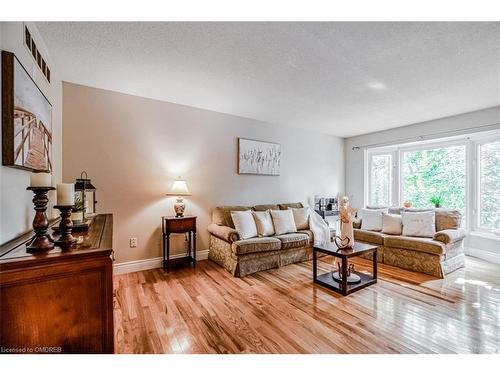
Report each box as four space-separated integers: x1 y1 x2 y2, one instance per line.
313 242 378 296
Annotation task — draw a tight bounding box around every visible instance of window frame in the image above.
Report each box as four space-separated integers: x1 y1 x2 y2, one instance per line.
473 134 500 234
398 139 469 222
364 131 500 234
365 148 396 208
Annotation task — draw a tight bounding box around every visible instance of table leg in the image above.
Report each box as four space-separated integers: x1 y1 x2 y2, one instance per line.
188 231 192 259
166 234 170 273
313 249 317 281
162 234 166 271
373 249 378 280
341 258 348 295
193 231 197 267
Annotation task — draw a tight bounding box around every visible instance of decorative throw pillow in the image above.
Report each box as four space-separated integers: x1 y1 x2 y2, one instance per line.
270 210 297 235
402 211 436 238
359 208 387 231
288 207 310 230
388 207 403 215
381 213 402 235
230 210 258 240
435 209 462 231
403 208 435 213
252 210 275 237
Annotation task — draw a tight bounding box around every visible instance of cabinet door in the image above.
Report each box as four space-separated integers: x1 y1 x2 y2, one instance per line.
0 256 114 353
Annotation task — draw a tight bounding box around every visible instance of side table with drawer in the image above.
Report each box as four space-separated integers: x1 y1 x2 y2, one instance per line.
161 216 197 272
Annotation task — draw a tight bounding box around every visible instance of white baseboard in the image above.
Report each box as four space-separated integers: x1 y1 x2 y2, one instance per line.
466 247 500 265
113 249 209 275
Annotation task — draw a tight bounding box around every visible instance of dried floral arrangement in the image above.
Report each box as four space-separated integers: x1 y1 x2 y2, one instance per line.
340 206 357 223
338 195 357 223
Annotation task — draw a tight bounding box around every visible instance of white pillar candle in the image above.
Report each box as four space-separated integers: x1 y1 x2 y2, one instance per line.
57 183 75 206
30 172 52 187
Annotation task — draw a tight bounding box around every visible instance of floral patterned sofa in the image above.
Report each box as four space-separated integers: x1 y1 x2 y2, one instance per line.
353 208 466 278
208 203 314 277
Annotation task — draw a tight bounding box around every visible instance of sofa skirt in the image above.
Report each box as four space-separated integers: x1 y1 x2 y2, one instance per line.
358 245 385 263
383 241 465 278
209 235 466 279
209 235 313 277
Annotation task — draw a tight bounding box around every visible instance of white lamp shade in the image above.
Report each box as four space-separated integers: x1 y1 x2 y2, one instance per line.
167 178 191 196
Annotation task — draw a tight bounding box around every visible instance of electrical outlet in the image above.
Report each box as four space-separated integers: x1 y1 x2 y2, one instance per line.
129 237 137 248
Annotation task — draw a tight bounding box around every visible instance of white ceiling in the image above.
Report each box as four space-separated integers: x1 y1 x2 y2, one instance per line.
37 22 500 137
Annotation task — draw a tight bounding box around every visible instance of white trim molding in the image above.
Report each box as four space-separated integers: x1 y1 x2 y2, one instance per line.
113 249 209 275
466 247 500 265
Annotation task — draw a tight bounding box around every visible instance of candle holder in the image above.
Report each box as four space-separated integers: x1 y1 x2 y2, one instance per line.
26 186 56 252
53 205 77 249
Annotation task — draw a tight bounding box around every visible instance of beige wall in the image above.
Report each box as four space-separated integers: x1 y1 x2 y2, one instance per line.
0 22 63 243
63 83 344 264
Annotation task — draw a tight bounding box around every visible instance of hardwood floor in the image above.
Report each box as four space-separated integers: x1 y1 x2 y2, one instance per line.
113 255 500 354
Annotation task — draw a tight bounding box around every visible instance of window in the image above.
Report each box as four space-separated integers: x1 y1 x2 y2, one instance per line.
364 130 500 233
368 153 392 207
478 140 500 231
401 145 466 214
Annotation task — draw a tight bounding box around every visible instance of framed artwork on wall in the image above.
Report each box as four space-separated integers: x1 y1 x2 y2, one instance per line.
2 51 52 172
238 138 281 176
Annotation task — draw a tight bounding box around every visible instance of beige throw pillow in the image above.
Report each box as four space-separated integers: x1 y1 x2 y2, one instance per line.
288 207 310 230
230 210 258 240
359 208 388 231
402 211 436 238
270 210 297 235
252 210 275 237
381 213 402 235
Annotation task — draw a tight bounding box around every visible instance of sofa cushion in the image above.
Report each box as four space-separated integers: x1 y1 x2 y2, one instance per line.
253 204 280 211
297 230 314 244
403 207 436 212
402 210 436 238
270 210 297 235
278 202 303 210
353 229 386 245
435 209 462 231
289 207 310 230
359 208 387 231
232 237 282 255
252 210 275 237
212 206 251 228
274 233 309 249
381 213 402 235
231 210 258 239
384 236 445 255
388 207 403 215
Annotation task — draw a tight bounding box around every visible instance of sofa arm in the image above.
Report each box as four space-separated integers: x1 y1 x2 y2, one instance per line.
208 224 240 243
433 229 466 244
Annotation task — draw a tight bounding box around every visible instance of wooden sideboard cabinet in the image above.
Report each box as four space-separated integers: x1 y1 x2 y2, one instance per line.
0 214 114 354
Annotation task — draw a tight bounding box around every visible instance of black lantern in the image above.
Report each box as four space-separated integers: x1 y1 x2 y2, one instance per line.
73 171 97 229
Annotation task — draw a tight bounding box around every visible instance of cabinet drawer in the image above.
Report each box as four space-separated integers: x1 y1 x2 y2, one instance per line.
165 217 196 233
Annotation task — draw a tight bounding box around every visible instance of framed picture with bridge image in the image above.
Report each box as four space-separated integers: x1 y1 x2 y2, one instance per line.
2 50 52 172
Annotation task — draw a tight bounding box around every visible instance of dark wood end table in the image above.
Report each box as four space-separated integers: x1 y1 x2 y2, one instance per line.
313 242 377 296
162 216 197 272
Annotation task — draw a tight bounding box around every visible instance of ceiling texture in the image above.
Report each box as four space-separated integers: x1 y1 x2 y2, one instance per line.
37 22 500 137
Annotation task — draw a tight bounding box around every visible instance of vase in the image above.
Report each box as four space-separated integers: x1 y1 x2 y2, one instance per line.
174 197 186 217
71 210 84 223
340 220 354 248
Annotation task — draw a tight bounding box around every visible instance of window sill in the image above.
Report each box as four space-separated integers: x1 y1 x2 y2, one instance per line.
469 231 500 241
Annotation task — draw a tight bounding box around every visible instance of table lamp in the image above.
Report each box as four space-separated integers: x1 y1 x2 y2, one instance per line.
167 177 191 217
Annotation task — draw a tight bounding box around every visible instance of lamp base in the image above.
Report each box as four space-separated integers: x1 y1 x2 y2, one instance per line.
174 197 186 217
